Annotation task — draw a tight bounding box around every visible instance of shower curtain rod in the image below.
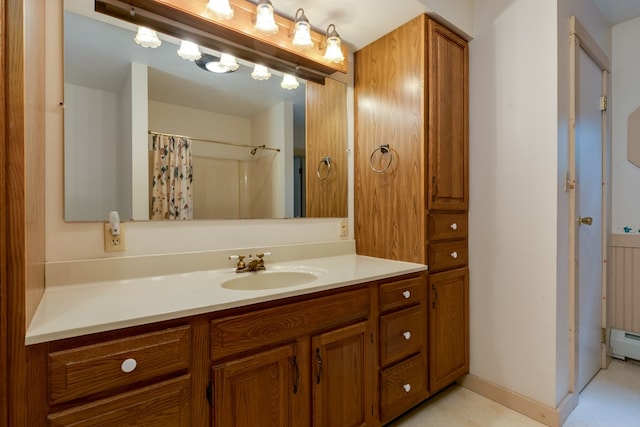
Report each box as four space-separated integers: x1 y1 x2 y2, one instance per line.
148 131 281 153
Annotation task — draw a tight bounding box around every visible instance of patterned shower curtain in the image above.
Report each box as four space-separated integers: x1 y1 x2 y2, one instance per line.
150 134 194 220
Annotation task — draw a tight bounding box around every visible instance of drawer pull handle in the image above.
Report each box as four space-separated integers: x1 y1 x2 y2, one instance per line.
403 331 411 340
450 223 458 230
315 348 323 385
121 358 137 373
402 290 411 299
403 384 411 393
450 251 458 259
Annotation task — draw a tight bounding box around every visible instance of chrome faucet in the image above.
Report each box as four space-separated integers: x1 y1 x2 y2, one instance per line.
229 253 270 273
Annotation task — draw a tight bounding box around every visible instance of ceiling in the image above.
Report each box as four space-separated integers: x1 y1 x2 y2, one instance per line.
592 0 640 26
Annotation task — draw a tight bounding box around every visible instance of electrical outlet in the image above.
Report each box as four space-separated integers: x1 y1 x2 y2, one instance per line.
339 218 348 237
104 223 126 252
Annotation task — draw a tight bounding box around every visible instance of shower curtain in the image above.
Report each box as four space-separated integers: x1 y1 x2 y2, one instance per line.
150 134 194 220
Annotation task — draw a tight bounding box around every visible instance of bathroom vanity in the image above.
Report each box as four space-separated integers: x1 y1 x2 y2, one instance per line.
25 254 428 426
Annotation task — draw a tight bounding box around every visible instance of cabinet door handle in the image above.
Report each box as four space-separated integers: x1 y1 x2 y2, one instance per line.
450 251 458 259
315 348 323 385
292 356 300 394
432 284 437 309
450 222 458 230
121 358 137 373
402 290 411 299
403 383 411 393
403 331 411 340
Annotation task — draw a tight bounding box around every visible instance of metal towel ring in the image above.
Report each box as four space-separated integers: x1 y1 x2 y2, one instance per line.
369 144 393 173
317 157 331 181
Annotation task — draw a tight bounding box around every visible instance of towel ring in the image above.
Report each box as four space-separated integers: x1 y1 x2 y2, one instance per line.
369 144 393 173
317 157 331 181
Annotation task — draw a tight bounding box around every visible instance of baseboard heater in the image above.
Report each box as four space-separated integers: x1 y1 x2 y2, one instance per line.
611 328 640 361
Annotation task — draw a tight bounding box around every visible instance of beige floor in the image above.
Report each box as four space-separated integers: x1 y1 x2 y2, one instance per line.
389 358 640 427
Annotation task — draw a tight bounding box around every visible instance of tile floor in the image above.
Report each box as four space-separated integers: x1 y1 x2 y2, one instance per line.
389 358 640 426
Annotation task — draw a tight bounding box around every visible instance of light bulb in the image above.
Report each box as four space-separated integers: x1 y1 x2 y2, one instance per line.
177 41 201 61
134 26 161 48
251 64 271 80
207 0 233 20
281 73 299 90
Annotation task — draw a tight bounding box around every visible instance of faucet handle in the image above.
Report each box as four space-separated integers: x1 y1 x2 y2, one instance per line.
256 252 271 259
229 254 245 269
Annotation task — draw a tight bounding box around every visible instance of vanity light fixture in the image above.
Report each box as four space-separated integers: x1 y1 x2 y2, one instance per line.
134 26 161 48
281 73 299 90
291 8 314 49
177 40 202 61
251 64 271 80
254 0 279 35
323 24 345 64
206 0 234 20
219 53 240 71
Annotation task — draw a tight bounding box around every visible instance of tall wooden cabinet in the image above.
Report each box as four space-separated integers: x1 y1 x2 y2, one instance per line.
354 13 469 413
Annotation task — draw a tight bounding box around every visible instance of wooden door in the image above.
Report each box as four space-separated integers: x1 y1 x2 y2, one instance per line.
305 78 348 218
312 322 374 427
212 345 297 427
429 268 469 392
427 20 469 211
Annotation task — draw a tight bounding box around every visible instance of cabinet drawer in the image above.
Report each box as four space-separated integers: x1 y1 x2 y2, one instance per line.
380 354 426 423
428 212 467 241
48 375 191 427
211 287 370 361
428 240 468 272
379 274 426 313
379 305 424 366
49 326 190 404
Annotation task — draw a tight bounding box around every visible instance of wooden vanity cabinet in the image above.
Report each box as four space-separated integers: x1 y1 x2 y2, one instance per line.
210 286 375 427
355 12 469 410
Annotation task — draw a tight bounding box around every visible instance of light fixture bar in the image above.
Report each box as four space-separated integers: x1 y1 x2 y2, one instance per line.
94 0 348 84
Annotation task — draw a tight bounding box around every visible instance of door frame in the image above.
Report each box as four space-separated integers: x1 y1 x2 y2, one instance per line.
568 16 610 395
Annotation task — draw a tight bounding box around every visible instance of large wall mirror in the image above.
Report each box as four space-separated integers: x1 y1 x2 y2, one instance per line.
63 0 347 222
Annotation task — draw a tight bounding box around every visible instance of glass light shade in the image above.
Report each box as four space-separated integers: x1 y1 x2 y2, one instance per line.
251 64 271 80
254 1 278 34
177 41 201 61
281 73 299 90
134 26 161 48
324 36 345 63
292 21 313 49
219 53 240 71
207 0 234 20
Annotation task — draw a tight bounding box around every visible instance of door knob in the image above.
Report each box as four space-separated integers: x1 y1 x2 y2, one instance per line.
579 217 593 226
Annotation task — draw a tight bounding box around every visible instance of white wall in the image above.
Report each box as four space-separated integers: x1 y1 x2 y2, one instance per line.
612 16 640 234
470 0 559 408
470 0 610 410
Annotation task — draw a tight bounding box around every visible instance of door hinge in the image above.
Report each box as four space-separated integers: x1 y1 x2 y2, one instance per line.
600 96 607 111
601 328 607 344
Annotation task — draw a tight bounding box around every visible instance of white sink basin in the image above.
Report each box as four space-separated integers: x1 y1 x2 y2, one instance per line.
221 270 318 291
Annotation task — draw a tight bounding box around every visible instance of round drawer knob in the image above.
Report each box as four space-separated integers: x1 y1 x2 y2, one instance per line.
121 358 137 373
402 290 411 299
403 384 411 393
450 251 458 259
450 223 458 230
403 331 411 340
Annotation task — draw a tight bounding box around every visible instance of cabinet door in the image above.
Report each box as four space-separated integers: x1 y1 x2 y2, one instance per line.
212 345 298 427
429 268 469 392
312 321 374 427
427 19 469 211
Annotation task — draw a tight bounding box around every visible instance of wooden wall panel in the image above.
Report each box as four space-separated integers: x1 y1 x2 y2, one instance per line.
305 78 348 218
2 0 47 424
611 235 640 334
354 15 427 263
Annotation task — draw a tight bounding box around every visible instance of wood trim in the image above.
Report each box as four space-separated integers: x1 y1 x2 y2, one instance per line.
458 374 569 427
570 17 610 72
1 0 7 423
611 234 640 248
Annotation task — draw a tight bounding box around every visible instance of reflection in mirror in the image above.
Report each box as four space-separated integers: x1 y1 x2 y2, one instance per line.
63 0 347 222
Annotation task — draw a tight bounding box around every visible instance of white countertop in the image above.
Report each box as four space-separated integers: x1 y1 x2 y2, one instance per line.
26 254 427 345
